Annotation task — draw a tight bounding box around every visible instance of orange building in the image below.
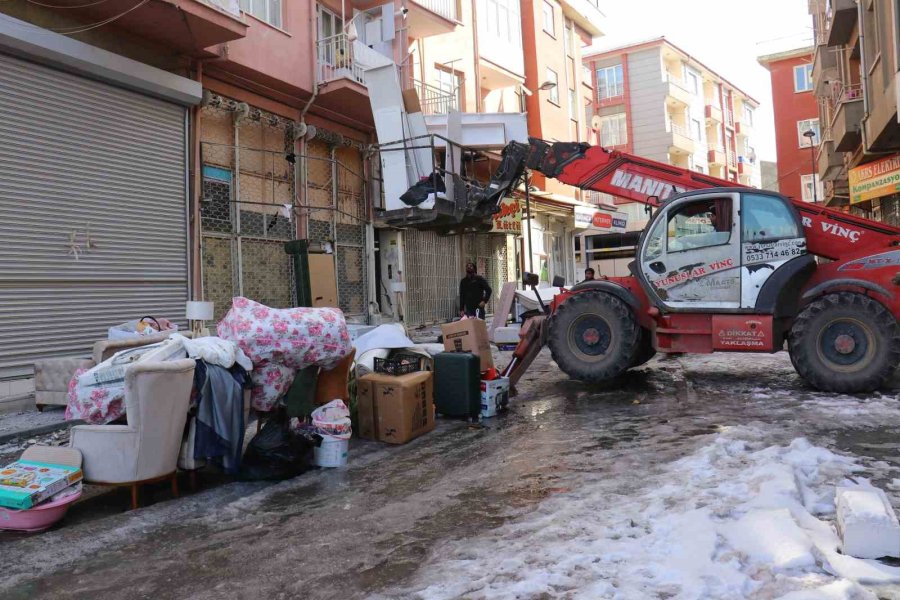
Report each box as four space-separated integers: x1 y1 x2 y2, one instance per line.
758 48 820 203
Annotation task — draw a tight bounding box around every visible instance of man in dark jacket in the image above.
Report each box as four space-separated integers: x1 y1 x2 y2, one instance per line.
459 262 492 319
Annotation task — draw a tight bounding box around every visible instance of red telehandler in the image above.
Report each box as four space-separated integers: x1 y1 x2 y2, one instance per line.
476 138 900 393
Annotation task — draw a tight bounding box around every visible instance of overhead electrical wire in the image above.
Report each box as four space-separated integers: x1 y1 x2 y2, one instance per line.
26 0 113 8
0 0 149 34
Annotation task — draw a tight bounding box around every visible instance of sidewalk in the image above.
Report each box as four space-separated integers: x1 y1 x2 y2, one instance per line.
0 405 78 446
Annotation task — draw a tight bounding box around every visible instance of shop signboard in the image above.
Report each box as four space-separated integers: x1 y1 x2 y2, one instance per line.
490 196 522 233
573 205 627 234
849 154 900 204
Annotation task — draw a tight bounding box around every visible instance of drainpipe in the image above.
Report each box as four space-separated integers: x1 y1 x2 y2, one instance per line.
470 0 483 112
190 58 204 301
297 4 320 240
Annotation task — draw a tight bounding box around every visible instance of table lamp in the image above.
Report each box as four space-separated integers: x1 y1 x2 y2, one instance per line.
185 301 214 337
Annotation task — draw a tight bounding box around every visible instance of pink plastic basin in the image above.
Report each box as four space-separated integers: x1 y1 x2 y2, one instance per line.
0 489 82 533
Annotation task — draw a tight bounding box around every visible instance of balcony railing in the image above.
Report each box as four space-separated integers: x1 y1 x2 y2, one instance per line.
826 82 862 124
410 80 458 115
666 73 692 94
204 0 242 17
671 123 690 137
411 0 458 21
317 34 366 85
727 150 737 165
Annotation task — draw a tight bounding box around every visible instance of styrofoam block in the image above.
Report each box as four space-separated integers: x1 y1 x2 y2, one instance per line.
492 325 521 344
836 485 900 559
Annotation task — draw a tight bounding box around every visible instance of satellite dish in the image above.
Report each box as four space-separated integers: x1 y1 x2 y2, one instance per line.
591 115 602 131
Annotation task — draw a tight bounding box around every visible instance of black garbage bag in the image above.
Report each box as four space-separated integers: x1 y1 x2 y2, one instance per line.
400 172 446 207
239 418 322 481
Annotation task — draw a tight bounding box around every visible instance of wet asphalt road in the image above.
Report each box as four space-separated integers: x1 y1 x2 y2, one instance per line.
1 349 899 600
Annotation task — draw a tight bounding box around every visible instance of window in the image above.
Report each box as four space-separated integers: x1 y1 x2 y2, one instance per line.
582 64 592 86
563 20 573 55
685 68 700 95
241 0 282 28
800 174 822 203
317 6 343 39
644 216 665 260
596 64 624 100
667 198 732 252
794 64 813 92
797 118 820 147
742 102 754 126
568 88 577 117
599 113 627 146
710 83 721 108
546 68 559 103
691 118 702 141
436 66 462 108
542 1 555 35
742 194 800 240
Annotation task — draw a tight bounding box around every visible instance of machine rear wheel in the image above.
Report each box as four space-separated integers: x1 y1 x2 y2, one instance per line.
631 327 657 368
548 291 639 383
788 292 900 393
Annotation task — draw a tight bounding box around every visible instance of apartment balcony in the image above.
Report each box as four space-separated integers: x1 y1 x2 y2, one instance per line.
411 80 458 115
812 43 839 95
407 0 460 37
735 120 753 137
668 123 694 155
315 35 393 125
665 74 694 107
826 0 857 47
33 0 247 55
817 139 844 181
737 156 756 175
558 0 607 37
727 150 738 171
724 109 735 130
830 84 864 151
705 104 723 124
707 148 726 166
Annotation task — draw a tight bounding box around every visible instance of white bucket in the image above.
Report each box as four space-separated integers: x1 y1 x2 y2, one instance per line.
314 436 349 468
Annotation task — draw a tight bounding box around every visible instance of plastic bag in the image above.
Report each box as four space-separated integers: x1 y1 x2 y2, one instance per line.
311 399 352 440
239 418 321 481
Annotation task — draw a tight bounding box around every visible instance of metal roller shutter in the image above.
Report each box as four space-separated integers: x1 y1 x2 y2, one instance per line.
0 52 188 376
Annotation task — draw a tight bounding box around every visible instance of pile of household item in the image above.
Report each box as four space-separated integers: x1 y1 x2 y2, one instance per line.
353 318 510 449
0 446 84 532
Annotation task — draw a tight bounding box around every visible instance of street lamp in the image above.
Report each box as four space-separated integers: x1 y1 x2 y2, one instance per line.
538 81 557 91
803 129 818 204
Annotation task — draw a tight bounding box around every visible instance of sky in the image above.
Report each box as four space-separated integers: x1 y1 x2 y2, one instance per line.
586 0 815 162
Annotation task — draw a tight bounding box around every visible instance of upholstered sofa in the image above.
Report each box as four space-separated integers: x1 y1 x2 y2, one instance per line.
33 331 189 410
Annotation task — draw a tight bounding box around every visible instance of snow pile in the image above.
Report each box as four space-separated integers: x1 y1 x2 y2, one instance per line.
399 427 900 600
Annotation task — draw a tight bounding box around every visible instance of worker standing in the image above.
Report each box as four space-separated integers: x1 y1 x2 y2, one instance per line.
459 262 492 319
581 268 596 284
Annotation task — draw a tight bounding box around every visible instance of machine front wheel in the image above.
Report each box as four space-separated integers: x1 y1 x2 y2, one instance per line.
788 292 900 393
548 291 639 383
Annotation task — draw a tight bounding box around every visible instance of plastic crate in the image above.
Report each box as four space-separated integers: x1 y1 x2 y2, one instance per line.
374 354 424 376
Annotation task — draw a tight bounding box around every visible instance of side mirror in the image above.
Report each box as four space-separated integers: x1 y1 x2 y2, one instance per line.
551 276 566 287
523 272 539 287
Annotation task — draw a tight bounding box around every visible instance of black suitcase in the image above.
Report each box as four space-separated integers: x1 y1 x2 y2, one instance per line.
434 352 481 419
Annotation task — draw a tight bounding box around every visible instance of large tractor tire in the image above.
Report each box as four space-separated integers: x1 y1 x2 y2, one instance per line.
788 292 900 393
631 327 657 368
548 291 639 383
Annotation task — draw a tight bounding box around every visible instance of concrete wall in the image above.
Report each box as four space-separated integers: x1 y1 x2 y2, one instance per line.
627 48 667 162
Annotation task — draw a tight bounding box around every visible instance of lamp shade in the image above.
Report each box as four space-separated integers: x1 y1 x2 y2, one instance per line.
185 301 214 321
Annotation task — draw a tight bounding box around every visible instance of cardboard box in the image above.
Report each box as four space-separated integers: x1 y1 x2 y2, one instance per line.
0 460 83 510
441 319 494 371
358 371 435 444
480 377 510 418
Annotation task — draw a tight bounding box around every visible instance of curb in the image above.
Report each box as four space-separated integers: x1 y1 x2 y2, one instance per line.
0 419 82 446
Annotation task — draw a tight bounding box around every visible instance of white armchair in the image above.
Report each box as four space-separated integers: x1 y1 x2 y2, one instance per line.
70 359 196 509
